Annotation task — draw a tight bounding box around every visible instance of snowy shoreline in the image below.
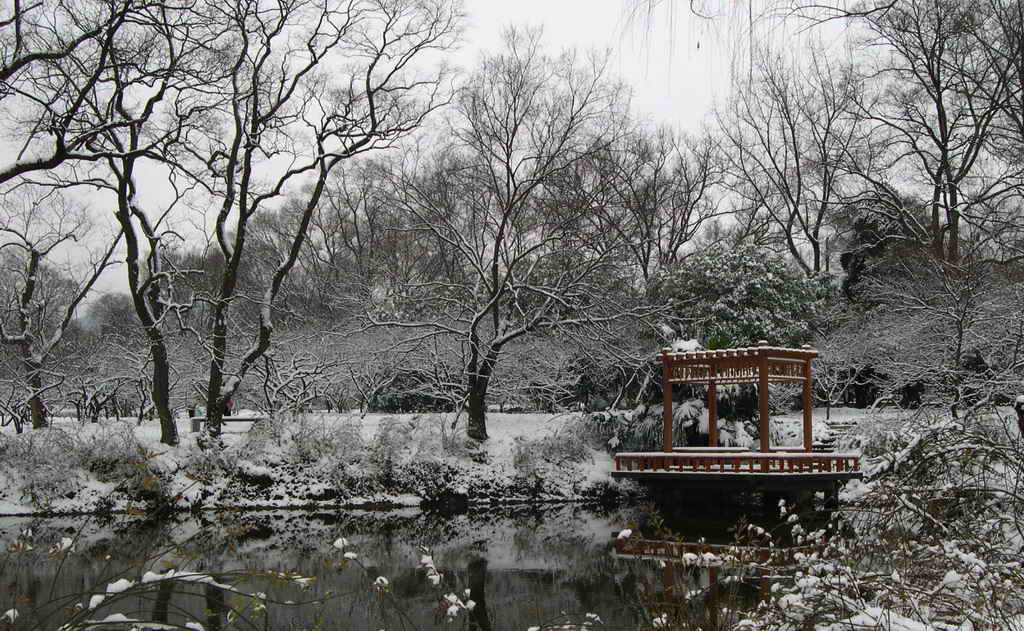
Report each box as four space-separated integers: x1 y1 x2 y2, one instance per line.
0 412 636 517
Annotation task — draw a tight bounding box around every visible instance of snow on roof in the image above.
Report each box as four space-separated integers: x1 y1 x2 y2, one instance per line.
661 342 818 359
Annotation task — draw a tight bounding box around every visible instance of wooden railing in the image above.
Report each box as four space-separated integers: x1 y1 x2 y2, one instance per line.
613 451 860 474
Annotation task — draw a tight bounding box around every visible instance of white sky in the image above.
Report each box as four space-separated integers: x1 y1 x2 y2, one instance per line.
457 1 740 133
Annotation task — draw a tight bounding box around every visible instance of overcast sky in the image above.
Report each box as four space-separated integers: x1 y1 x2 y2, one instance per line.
457 1 738 133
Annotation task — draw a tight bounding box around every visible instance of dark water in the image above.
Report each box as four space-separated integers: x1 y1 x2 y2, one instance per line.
0 502 784 630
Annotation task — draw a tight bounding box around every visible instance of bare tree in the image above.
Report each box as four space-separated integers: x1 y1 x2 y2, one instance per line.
254 330 339 415
369 27 636 440
587 125 726 289
844 256 1024 417
968 0 1024 264
27 0 236 445
0 189 119 429
844 0 1017 264
718 38 859 275
0 0 173 184
83 0 460 442
181 0 461 435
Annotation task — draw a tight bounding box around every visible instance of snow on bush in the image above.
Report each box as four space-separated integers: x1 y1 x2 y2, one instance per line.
742 408 1024 629
654 244 828 348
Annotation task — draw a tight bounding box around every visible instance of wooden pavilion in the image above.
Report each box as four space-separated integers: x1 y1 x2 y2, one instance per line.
611 342 861 488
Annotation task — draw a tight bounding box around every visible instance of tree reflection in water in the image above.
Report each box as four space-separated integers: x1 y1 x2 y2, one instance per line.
467 557 491 631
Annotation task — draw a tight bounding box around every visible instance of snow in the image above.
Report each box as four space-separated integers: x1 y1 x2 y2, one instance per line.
819 607 936 631
839 479 873 503
89 614 137 624
142 570 175 583
106 578 134 594
671 338 702 353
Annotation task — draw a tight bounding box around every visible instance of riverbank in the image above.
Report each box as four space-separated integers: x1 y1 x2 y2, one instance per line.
0 411 640 517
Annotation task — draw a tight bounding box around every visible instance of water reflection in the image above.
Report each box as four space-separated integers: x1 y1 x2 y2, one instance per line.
0 504 788 630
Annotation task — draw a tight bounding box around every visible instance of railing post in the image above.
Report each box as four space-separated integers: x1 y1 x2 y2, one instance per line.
662 349 673 452
708 376 718 448
758 343 770 452
802 350 813 452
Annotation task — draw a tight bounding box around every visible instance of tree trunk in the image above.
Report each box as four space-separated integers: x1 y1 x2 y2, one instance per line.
205 374 225 437
23 356 47 430
946 183 959 262
205 304 230 437
467 374 489 441
151 339 178 445
931 184 944 259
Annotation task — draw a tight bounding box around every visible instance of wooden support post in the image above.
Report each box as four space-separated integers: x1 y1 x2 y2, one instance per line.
759 346 770 452
708 379 718 448
662 350 673 452
802 357 813 452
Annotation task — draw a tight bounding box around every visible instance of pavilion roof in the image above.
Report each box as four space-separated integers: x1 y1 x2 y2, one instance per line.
661 341 817 385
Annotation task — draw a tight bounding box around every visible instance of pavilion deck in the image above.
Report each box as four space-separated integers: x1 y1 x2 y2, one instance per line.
611 449 862 488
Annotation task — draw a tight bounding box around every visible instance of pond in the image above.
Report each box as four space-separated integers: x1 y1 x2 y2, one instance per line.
0 501 794 630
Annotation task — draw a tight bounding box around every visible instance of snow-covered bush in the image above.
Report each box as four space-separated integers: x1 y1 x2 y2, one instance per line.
0 430 82 509
0 422 174 512
368 416 407 482
511 426 590 476
740 407 1024 629
77 422 150 482
241 413 363 465
654 245 828 348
